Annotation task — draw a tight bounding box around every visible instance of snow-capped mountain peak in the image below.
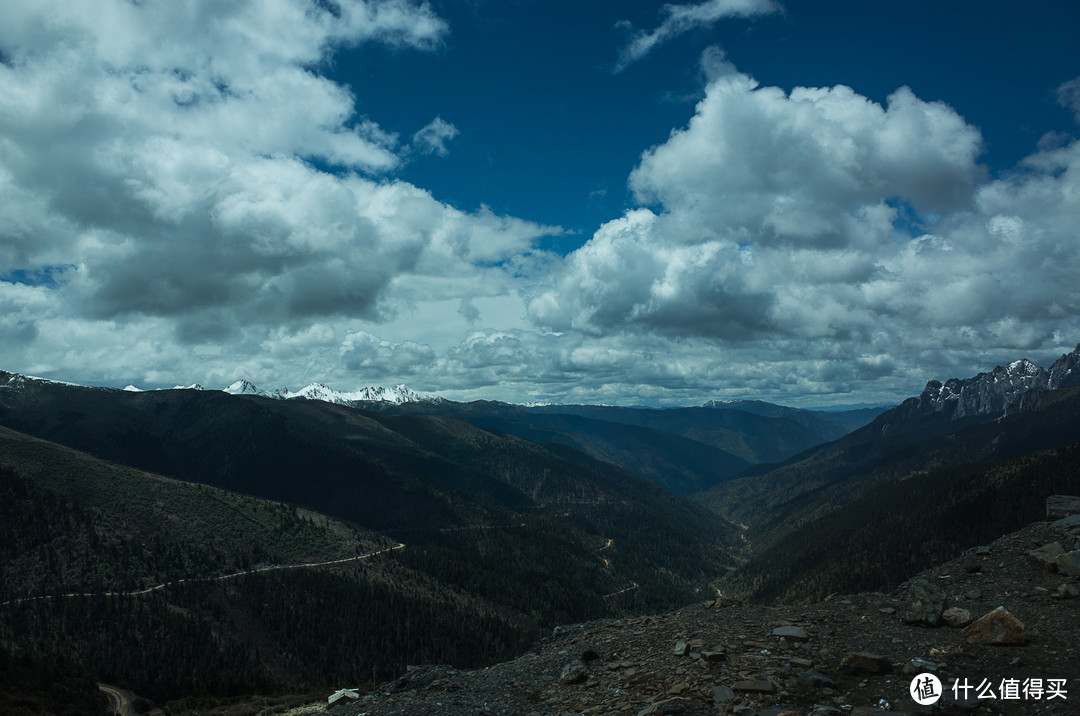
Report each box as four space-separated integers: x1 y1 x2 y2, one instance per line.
293 382 338 402
908 345 1080 421
290 382 438 405
1006 358 1040 377
224 379 267 396
219 379 440 405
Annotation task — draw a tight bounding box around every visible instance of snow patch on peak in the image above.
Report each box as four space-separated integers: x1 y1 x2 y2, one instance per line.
0 372 86 389
291 382 439 405
223 379 275 397
1006 358 1039 376
352 384 435 405
294 383 338 401
123 385 142 392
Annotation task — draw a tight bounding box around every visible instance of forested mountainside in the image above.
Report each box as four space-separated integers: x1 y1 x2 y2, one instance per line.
0 377 739 712
701 347 1080 604
0 427 531 711
364 399 885 495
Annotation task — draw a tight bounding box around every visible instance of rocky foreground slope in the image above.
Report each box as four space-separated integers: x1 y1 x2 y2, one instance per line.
325 502 1080 716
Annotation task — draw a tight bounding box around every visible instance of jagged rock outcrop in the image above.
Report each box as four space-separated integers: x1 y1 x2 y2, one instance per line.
1049 345 1080 390
886 344 1080 426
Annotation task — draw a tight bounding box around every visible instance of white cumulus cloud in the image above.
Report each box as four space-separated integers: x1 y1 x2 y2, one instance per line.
0 0 558 354
529 59 1080 399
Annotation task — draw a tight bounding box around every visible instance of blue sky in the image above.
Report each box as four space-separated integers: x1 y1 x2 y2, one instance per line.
1 0 1079 406
348 0 1080 239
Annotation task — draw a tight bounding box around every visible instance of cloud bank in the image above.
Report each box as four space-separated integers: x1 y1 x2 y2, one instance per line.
527 61 1080 401
0 0 559 390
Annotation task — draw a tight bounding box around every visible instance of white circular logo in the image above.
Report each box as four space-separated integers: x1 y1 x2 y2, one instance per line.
910 673 942 705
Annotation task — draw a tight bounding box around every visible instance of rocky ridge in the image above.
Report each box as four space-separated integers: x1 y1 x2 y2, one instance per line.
326 501 1080 716
897 346 1080 423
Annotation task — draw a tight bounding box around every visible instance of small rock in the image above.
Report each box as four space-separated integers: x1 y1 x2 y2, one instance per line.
732 679 777 693
965 588 982 600
878 607 896 615
962 606 1026 645
1046 494 1080 519
772 626 810 641
712 684 735 703
1058 583 1080 598
941 607 973 628
673 640 689 656
941 687 982 711
1056 550 1080 577
902 658 937 675
701 648 726 663
975 545 992 555
1028 541 1066 571
840 652 892 674
1051 513 1080 531
559 660 588 685
637 697 698 716
904 579 947 626
797 668 837 689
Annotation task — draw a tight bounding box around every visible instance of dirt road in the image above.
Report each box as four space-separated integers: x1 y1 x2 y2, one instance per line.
1 543 405 608
98 683 134 716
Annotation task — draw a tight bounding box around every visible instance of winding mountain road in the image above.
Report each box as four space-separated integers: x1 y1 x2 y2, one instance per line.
602 582 638 599
597 538 614 567
1 543 405 608
97 683 133 716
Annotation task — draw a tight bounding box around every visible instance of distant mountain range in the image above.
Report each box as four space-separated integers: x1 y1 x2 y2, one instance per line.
117 377 444 406
2 370 889 496
381 400 885 496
